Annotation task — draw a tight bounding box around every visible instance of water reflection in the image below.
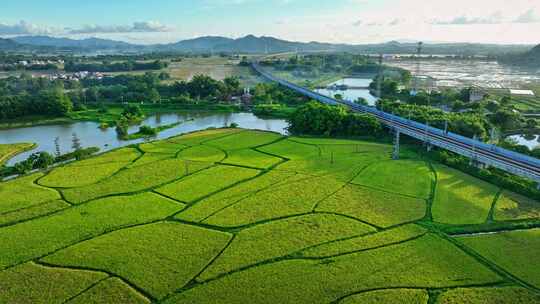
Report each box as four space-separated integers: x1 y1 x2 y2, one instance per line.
507 134 540 150
0 112 288 165
315 78 378 106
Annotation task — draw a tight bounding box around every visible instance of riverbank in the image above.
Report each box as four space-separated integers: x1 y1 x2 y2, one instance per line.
0 143 37 166
125 121 185 140
0 112 288 166
0 103 243 130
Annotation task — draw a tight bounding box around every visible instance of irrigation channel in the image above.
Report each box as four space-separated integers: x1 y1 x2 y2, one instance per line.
0 112 288 166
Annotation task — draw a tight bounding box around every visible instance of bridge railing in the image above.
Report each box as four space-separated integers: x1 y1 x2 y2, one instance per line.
253 63 540 170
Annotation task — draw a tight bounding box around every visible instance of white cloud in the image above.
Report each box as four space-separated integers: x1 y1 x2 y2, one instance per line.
68 21 173 34
514 8 540 23
431 12 504 25
0 20 57 35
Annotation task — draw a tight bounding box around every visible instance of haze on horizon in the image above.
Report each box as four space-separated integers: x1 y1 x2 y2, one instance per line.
1 0 540 45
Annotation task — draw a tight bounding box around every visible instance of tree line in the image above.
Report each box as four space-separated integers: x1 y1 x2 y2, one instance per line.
288 101 383 137
64 60 168 72
0 72 244 120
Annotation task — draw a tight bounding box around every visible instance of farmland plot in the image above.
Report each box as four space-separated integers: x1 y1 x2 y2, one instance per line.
0 129 537 303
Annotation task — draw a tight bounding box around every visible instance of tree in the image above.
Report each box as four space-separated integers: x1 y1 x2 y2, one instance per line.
526 119 538 129
86 87 100 102
148 88 160 104
71 132 82 151
122 104 143 120
355 97 368 106
490 109 522 131
31 152 55 169
54 137 61 157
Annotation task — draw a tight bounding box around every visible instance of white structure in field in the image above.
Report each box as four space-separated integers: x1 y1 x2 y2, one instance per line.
510 89 535 97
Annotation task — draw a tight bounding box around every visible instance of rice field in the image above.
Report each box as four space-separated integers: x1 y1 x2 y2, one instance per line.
0 142 35 165
0 129 538 303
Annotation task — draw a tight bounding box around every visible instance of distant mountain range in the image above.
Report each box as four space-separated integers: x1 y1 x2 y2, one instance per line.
0 35 536 56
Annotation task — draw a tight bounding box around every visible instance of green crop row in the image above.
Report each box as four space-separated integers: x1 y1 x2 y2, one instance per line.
203 174 345 227
177 170 298 223
205 130 283 151
199 213 376 281
457 228 540 289
66 277 150 304
0 192 183 269
316 184 426 228
0 173 60 214
43 222 231 299
164 234 501 304
0 262 107 304
156 165 260 203
62 159 211 204
432 164 499 225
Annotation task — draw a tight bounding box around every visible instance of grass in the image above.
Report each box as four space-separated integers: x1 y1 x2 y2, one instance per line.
156 165 260 203
432 164 499 225
457 228 540 289
0 192 183 269
0 128 537 302
164 234 501 304
199 213 376 281
316 184 426 228
340 289 429 304
0 262 107 304
42 222 231 300
352 160 434 199
494 191 540 221
0 142 35 165
0 173 60 214
435 287 540 303
67 277 150 304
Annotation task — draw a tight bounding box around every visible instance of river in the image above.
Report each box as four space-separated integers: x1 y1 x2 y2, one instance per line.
0 112 288 166
315 78 378 106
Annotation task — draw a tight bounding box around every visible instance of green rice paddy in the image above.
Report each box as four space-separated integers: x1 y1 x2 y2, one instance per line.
0 129 538 303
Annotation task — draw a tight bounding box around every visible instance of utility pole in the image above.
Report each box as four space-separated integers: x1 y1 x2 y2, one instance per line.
376 54 383 99
470 134 478 166
411 42 423 96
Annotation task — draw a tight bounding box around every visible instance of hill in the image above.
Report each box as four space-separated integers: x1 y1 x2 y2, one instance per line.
499 44 540 67
11 36 137 50
0 38 20 50
0 128 539 303
2 34 535 55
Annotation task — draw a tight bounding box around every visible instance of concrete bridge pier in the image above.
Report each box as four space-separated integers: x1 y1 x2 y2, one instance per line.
392 129 400 160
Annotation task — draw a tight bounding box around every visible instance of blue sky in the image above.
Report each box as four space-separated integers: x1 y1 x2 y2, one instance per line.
1 0 539 44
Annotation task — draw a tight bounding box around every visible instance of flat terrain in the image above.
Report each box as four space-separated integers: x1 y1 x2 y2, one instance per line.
0 129 539 303
104 57 263 87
